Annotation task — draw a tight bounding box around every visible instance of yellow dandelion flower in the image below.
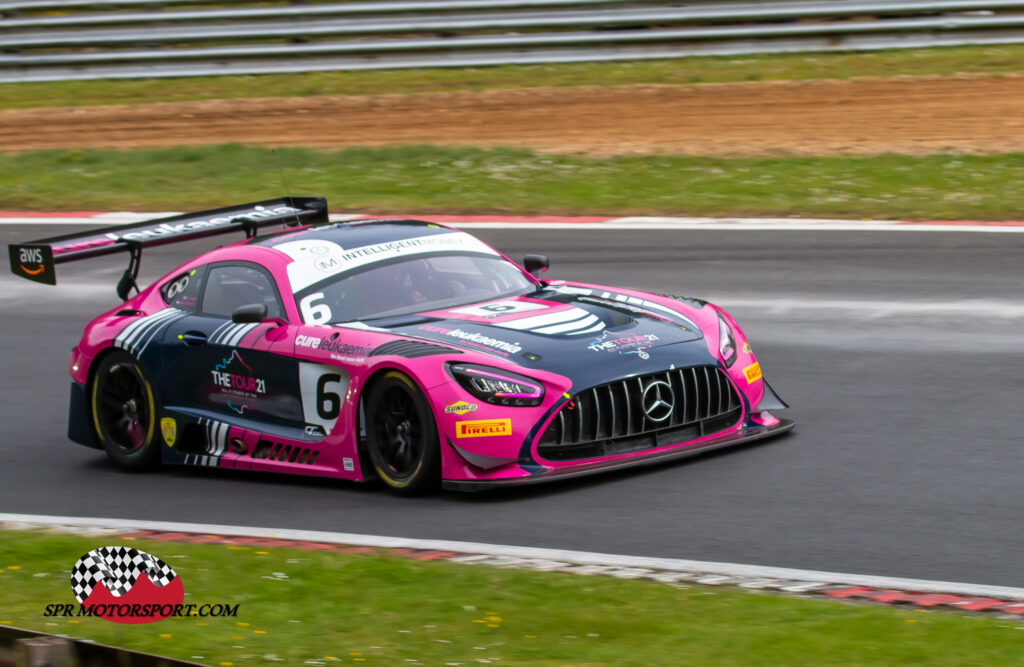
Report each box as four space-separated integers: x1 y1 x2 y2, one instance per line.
254 630 266 634
237 622 250 627
159 634 172 639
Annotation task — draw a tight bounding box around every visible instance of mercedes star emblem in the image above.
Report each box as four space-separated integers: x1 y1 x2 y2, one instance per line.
641 379 675 422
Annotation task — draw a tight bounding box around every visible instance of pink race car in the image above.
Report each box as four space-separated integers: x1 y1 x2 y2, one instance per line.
9 197 792 494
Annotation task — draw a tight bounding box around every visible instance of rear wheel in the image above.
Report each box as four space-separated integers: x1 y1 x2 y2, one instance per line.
365 371 440 495
91 351 160 470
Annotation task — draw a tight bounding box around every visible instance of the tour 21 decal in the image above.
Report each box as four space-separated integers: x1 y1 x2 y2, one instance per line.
48 546 239 624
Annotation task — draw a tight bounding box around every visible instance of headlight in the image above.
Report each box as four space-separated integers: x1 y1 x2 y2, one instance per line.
718 313 737 368
448 363 545 407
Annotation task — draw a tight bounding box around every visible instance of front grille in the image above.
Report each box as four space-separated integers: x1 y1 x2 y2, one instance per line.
537 366 742 461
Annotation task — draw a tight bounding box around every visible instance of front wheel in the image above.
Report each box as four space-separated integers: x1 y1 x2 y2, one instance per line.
90 351 160 470
365 371 440 495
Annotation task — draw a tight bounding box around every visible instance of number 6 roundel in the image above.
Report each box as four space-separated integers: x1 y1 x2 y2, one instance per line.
299 362 348 436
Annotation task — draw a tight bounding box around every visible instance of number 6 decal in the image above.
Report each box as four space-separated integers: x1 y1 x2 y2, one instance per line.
299 362 348 436
317 373 342 420
300 292 332 324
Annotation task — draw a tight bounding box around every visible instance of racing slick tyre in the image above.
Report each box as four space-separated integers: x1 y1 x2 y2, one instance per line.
90 350 160 470
365 371 441 495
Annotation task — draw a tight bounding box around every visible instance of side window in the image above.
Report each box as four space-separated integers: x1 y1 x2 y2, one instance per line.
201 263 285 320
161 268 204 311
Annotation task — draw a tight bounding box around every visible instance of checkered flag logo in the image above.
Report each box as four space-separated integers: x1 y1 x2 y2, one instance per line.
70 546 177 603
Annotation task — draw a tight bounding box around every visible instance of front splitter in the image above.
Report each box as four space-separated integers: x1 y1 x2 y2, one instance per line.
443 418 795 491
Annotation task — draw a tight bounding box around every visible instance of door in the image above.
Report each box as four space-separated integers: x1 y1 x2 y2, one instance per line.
158 262 305 431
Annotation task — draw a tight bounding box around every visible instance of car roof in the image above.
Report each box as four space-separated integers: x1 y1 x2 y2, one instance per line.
249 218 450 249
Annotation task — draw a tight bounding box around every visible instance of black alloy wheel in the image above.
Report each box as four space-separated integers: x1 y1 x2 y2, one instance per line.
365 371 440 494
91 351 160 469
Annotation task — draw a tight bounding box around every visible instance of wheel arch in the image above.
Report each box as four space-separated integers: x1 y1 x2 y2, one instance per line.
356 363 442 493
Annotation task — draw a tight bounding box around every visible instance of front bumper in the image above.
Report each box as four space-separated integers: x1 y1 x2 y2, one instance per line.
442 416 794 491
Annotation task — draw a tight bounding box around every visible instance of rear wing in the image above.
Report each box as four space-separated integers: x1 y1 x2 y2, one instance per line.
8 196 328 298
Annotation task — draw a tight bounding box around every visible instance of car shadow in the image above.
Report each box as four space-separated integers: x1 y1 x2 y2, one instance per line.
76 429 791 502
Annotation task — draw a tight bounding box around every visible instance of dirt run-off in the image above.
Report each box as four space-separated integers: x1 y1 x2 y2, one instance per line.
1 74 1022 156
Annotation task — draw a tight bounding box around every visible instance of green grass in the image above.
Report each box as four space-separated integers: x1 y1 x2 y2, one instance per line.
2 44 1024 110
1 530 1022 666
2 145 1023 219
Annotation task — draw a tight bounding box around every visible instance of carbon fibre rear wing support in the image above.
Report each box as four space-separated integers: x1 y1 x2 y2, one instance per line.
8 196 328 298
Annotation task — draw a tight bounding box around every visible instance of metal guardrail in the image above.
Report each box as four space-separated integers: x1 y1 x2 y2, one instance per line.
1 0 1023 82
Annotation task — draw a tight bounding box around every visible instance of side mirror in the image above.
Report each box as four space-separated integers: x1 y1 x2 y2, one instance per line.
523 254 549 278
231 303 267 323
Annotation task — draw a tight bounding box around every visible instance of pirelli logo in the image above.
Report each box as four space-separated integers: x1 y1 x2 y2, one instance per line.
456 419 512 439
743 362 762 384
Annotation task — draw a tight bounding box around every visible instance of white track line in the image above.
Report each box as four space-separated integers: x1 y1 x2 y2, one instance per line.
3 214 1024 233
2 513 1022 600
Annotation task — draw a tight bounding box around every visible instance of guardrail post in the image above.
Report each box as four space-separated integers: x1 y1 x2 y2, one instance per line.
13 637 76 667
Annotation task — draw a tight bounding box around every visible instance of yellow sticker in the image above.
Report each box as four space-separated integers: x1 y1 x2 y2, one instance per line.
444 400 478 415
743 362 762 384
742 342 753 355
160 417 177 446
456 419 512 438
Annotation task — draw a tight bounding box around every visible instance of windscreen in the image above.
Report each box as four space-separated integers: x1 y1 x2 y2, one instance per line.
295 253 535 324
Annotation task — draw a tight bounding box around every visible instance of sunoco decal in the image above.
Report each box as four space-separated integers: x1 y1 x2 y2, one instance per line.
445 400 478 415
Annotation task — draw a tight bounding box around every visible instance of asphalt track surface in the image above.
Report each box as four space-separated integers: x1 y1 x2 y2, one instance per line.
2 224 1022 587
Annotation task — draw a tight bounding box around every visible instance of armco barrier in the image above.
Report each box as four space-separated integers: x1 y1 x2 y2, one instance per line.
1 0 1023 82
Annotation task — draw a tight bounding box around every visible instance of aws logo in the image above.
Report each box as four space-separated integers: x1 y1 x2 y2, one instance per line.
18 247 45 274
8 245 55 284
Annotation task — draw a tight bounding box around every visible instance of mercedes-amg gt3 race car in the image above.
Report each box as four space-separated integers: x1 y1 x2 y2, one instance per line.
9 196 792 493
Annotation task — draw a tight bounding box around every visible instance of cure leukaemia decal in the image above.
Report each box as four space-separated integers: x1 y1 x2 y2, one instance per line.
52 205 302 257
419 324 522 356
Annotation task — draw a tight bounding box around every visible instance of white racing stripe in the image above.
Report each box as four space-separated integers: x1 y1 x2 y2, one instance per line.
0 513 1022 600
492 306 605 335
113 308 183 356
